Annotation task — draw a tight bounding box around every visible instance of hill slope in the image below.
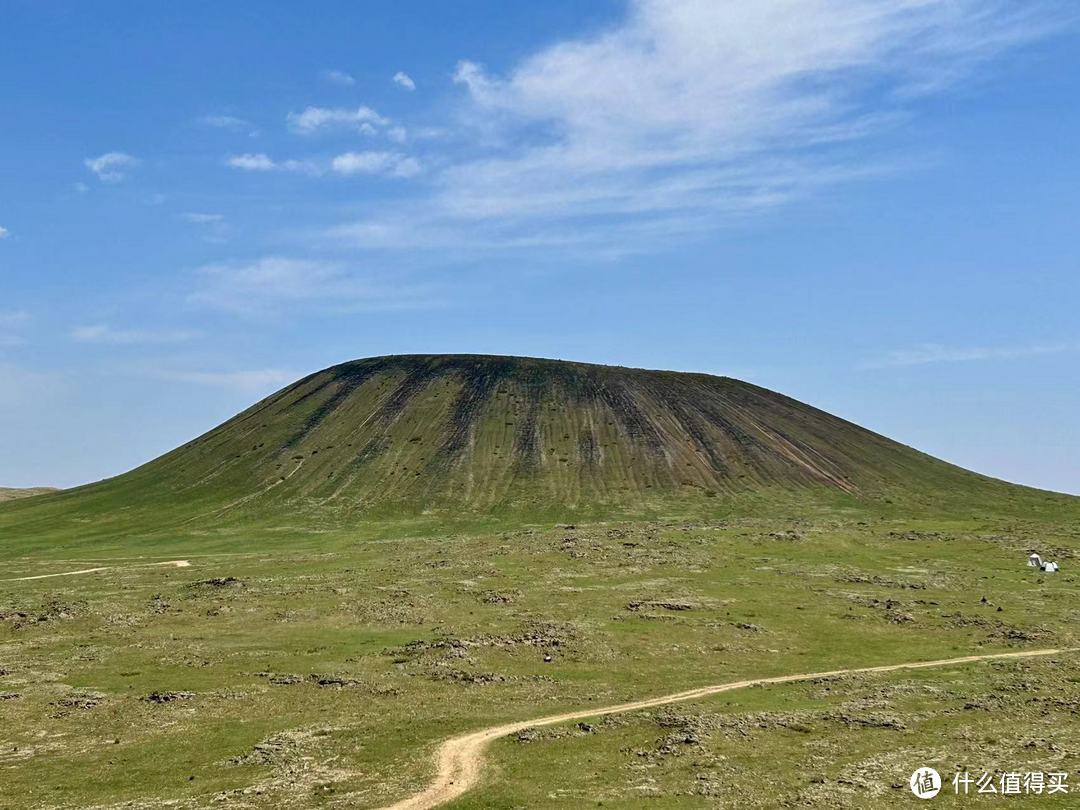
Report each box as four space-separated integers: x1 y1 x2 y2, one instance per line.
0 487 57 502
0 355 1070 538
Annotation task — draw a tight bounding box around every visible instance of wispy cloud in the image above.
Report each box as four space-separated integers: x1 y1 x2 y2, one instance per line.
181 212 229 242
0 226 9 240
84 152 138 182
0 312 29 329
0 363 62 407
226 151 420 179
181 212 224 224
322 69 356 86
226 153 316 174
152 368 296 393
0 311 31 347
863 342 1078 369
323 0 1069 257
71 324 200 345
287 105 389 135
198 114 256 134
332 151 421 178
189 256 440 314
393 71 416 91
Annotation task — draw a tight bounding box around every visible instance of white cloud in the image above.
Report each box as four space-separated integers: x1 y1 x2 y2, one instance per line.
287 105 390 134
199 114 252 131
0 226 8 239
189 256 439 314
153 368 296 393
181 212 225 224
71 324 200 345
182 212 229 242
198 115 260 137
863 342 1078 369
226 153 316 174
392 157 422 178
327 0 1067 256
227 153 275 171
393 71 416 91
331 151 422 178
322 69 356 86
84 152 138 182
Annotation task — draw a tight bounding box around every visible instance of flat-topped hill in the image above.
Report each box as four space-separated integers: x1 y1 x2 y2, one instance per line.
1 355 1071 539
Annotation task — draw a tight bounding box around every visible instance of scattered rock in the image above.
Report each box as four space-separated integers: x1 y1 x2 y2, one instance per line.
51 690 106 712
431 669 506 685
310 674 360 688
480 591 518 605
143 691 194 704
768 530 803 542
626 600 696 612
268 673 304 685
192 577 244 588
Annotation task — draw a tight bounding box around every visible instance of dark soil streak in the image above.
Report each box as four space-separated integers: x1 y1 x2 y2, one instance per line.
350 363 442 468
594 378 667 459
432 365 506 470
284 365 380 450
511 372 545 472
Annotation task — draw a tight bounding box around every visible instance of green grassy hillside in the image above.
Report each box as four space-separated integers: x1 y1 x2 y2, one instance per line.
0 355 1074 549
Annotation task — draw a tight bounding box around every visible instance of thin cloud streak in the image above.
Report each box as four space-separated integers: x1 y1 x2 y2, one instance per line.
0 311 31 347
226 153 317 173
862 342 1078 369
84 152 138 182
151 368 297 393
71 324 201 346
322 69 356 86
322 0 1070 257
189 256 443 315
198 114 257 134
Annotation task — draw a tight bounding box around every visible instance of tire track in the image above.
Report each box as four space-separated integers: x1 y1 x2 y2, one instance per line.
382 647 1075 809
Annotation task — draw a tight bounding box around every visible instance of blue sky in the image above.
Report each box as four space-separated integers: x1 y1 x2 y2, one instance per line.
1 0 1078 493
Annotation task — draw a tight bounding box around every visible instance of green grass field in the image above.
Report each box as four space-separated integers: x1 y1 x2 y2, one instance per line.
2 506 1078 808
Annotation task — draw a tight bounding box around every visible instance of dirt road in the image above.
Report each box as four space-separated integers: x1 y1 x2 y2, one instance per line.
382 647 1074 809
3 559 191 581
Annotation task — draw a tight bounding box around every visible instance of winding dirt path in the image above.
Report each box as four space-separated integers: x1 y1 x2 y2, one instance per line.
382 647 1074 810
3 559 191 581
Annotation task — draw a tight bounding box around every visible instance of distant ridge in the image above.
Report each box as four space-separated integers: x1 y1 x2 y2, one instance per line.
0 355 1070 536
0 487 58 502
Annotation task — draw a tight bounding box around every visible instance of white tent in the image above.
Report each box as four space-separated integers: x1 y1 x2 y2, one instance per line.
1028 553 1042 568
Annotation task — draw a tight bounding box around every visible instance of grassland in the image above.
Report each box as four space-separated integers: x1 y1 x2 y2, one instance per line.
0 487 57 503
2 505 1078 808
2 356 1078 807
